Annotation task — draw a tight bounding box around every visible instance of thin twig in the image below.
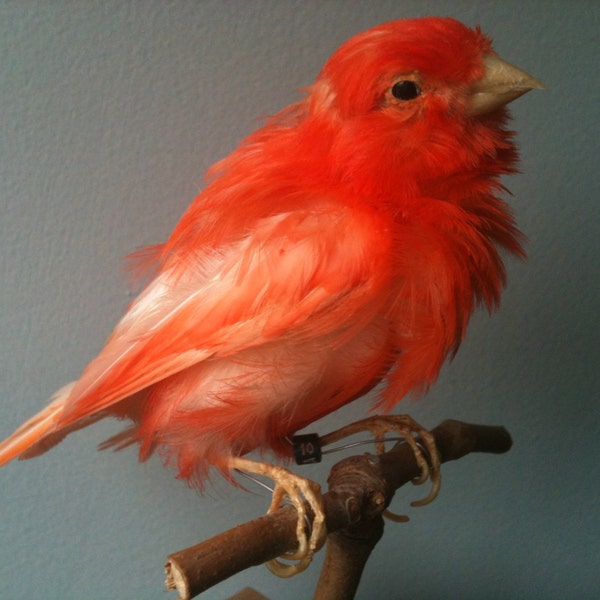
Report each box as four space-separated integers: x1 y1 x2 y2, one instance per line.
165 419 512 599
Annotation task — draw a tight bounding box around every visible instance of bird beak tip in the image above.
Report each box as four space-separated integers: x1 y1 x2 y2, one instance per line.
467 55 546 116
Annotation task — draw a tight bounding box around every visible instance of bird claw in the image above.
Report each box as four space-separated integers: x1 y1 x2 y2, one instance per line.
227 414 437 576
228 457 327 577
265 473 326 577
320 414 441 519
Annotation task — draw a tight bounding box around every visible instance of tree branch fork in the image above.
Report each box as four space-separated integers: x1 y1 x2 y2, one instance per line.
165 419 512 599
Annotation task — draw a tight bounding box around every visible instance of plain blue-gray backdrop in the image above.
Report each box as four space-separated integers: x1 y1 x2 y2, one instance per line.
1 2 598 599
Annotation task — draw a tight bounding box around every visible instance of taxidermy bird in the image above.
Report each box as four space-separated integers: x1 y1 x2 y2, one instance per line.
0 17 543 574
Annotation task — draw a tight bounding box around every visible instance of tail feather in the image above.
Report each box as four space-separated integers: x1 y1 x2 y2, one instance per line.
0 383 74 467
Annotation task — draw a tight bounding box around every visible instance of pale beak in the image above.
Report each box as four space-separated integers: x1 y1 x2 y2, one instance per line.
467 55 546 116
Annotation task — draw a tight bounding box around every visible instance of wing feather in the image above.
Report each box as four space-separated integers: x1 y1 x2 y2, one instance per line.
57 204 391 428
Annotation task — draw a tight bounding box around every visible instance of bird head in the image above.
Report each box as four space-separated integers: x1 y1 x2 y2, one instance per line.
305 17 544 193
312 17 544 121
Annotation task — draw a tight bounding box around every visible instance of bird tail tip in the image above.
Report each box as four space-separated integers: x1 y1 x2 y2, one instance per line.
0 383 74 468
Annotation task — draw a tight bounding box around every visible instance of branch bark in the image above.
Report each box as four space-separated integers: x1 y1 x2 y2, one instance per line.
165 419 512 599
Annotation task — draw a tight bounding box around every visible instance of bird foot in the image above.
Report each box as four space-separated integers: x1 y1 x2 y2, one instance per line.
319 414 441 520
228 456 327 577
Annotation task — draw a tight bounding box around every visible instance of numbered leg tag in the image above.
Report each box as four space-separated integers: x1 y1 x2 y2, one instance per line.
292 433 322 465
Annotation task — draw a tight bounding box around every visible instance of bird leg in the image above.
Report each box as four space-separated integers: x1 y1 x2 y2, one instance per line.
228 456 327 577
319 414 441 521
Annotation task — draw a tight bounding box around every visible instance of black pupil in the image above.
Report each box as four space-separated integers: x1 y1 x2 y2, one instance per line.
391 80 421 101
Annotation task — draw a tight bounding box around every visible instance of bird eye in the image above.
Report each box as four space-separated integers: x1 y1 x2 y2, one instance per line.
391 80 422 101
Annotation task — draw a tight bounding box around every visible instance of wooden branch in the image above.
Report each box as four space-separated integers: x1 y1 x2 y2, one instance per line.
165 419 512 599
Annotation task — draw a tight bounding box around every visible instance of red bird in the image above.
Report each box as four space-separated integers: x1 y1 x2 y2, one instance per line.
0 17 542 573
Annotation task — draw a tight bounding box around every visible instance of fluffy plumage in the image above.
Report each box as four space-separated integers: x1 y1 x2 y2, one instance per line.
0 17 540 488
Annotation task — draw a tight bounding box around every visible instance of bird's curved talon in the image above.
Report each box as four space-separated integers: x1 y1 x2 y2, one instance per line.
383 508 410 523
266 471 326 577
320 414 441 517
229 457 327 577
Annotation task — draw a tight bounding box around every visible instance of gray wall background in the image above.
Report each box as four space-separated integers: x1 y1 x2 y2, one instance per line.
1 2 598 599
